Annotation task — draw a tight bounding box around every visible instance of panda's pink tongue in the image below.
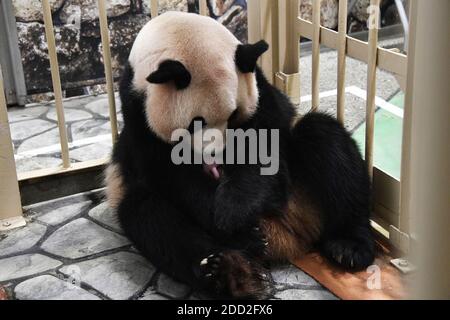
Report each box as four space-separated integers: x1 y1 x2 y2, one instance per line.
203 162 221 180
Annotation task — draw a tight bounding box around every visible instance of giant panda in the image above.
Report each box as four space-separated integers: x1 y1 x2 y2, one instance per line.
105 12 375 299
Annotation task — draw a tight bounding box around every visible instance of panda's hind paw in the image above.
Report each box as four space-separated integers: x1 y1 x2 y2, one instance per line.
322 238 375 271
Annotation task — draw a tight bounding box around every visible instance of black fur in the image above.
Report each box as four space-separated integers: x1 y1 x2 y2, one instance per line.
146 60 191 90
235 40 269 73
112 56 374 298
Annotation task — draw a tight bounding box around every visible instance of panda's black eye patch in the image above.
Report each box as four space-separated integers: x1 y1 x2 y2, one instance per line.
146 60 191 90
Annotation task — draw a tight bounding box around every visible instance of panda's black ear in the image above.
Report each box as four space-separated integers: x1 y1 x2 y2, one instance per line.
235 40 269 73
146 60 191 90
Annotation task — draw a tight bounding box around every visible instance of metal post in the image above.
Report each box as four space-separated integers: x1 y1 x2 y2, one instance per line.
259 0 279 84
275 0 300 104
150 0 158 17
400 0 450 299
311 0 321 111
247 0 262 44
0 0 27 106
336 0 348 122
199 0 208 16
0 65 25 231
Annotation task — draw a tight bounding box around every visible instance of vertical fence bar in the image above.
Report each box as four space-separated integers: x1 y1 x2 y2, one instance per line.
259 0 279 84
0 65 24 229
403 0 450 299
311 0 321 111
247 0 263 69
151 0 158 17
336 0 348 122
364 0 380 178
278 0 300 75
276 0 300 104
247 0 262 43
98 0 118 143
199 0 208 16
42 0 70 168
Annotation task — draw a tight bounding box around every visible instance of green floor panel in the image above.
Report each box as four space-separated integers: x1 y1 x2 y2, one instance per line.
389 92 405 109
352 109 403 179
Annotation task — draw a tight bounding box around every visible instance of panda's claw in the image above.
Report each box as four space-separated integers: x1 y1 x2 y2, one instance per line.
198 250 274 299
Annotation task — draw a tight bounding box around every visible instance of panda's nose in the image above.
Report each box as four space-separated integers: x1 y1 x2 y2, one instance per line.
188 117 207 134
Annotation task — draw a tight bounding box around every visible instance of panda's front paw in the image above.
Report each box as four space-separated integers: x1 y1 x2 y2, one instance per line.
198 250 274 299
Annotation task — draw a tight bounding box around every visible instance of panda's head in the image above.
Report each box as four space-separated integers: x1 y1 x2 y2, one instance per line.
128 12 268 147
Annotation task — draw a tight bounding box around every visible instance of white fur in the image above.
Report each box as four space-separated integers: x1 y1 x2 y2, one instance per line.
129 12 260 143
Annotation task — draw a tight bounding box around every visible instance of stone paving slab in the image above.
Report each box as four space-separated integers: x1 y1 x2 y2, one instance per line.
271 264 322 288
69 141 113 163
0 223 47 258
37 201 91 226
47 108 92 122
71 119 112 141
10 119 56 141
0 254 62 282
15 275 100 300
88 202 123 233
85 96 122 118
15 156 63 172
155 273 191 299
60 251 155 300
139 288 169 300
274 288 337 300
0 190 338 300
17 127 62 153
7 106 49 123
41 218 130 259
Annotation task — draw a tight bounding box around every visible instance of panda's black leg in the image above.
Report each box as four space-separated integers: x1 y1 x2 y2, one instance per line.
289 112 375 270
118 188 273 298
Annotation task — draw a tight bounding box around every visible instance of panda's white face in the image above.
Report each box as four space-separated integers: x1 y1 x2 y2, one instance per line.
129 12 264 150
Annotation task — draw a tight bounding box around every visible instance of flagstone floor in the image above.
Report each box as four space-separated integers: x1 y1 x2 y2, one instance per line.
0 189 337 300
